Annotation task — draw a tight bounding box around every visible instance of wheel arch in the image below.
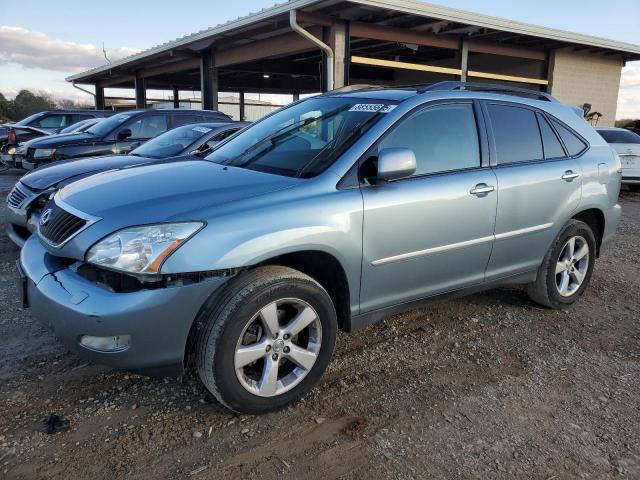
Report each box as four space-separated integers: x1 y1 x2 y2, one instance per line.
183 249 353 372
571 208 605 256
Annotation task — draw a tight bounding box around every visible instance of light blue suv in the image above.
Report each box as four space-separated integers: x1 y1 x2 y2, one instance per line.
18 82 622 413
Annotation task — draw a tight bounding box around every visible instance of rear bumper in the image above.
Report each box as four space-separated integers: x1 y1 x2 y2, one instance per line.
601 203 622 252
621 176 640 185
20 235 229 376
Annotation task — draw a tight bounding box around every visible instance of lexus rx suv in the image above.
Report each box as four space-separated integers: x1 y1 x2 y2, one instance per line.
18 82 622 414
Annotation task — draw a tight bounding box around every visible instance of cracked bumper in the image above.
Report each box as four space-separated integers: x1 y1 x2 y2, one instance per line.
19 235 229 376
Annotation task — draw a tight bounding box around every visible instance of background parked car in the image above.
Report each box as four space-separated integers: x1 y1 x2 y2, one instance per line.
597 127 640 191
8 119 106 169
57 117 104 134
0 110 113 149
13 109 232 169
5 121 248 246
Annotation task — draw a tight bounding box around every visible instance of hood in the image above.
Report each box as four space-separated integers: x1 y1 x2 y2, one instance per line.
27 132 95 148
57 159 300 222
20 154 154 190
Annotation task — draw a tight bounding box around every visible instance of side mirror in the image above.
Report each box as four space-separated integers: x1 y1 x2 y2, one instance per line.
376 148 416 182
117 128 132 140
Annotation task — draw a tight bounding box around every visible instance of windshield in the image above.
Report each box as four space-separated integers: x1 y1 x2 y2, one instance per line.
86 111 138 136
206 96 396 177
59 119 93 134
16 112 46 126
598 129 640 144
131 124 215 158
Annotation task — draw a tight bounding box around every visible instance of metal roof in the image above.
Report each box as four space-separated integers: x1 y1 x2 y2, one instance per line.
67 0 640 83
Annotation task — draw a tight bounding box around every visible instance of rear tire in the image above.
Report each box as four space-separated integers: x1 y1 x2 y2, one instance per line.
196 266 337 414
527 220 596 309
628 185 640 193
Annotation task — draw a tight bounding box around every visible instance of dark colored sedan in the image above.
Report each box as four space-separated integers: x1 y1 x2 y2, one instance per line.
9 109 232 169
5 121 248 246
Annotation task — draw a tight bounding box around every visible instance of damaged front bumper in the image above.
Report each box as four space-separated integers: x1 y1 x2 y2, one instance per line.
19 235 230 376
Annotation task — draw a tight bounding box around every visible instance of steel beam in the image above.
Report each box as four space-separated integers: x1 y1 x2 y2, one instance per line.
239 89 245 120
134 73 146 109
95 86 105 110
200 49 219 110
173 87 180 108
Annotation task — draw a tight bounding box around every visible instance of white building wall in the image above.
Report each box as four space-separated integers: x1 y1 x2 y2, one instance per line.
549 49 623 127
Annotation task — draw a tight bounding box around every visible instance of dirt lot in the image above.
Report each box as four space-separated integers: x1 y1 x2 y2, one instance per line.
0 170 638 480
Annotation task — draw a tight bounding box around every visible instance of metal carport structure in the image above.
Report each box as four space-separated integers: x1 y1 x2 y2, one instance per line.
67 0 640 124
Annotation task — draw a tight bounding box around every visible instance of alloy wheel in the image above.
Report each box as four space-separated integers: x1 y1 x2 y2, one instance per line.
234 298 322 397
555 235 589 297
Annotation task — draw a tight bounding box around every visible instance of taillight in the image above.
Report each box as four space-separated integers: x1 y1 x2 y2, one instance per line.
7 127 16 145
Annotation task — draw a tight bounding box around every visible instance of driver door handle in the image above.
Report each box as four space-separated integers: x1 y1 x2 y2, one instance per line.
470 183 495 196
561 170 580 182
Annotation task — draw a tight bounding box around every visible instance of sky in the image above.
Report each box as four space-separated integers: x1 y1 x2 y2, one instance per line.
0 0 638 117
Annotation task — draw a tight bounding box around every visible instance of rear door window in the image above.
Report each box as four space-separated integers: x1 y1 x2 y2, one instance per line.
551 119 588 156
127 114 169 139
487 104 543 164
71 113 93 124
537 113 566 159
34 114 69 129
172 114 201 127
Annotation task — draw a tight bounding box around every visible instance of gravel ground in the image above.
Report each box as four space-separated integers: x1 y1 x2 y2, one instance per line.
0 169 638 480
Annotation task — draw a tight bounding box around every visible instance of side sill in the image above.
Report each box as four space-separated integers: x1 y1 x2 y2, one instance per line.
347 270 537 332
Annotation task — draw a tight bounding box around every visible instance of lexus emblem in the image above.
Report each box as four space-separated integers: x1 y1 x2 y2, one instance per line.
40 209 53 227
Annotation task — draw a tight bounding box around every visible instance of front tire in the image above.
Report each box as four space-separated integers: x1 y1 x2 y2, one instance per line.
196 266 337 414
527 220 596 309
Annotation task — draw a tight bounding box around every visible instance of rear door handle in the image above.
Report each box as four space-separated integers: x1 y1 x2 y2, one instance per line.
470 183 495 196
561 170 580 182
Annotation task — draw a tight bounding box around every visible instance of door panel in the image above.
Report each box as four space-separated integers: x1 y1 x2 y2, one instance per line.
483 103 583 280
360 168 498 312
486 159 581 279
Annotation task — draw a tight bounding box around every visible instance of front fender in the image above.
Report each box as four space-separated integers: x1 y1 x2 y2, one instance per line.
161 186 364 310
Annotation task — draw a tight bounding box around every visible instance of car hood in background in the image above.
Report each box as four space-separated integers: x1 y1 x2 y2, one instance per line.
26 132 95 148
57 160 300 221
20 154 153 190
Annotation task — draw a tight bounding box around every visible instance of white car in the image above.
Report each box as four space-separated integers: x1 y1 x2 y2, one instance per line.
597 127 640 191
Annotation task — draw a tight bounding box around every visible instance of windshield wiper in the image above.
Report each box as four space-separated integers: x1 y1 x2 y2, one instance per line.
295 111 385 178
229 117 316 167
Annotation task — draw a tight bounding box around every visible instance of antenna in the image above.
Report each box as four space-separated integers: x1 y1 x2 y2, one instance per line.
102 42 112 64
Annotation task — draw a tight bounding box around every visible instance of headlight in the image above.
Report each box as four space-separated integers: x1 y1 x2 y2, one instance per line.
86 222 203 274
33 148 56 159
6 146 16 155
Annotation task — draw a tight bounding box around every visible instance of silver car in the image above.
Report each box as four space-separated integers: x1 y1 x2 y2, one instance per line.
19 82 622 414
596 127 640 191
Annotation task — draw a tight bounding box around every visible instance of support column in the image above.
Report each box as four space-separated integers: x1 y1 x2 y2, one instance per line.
333 20 350 89
293 90 300 101
321 26 331 93
200 49 219 111
459 38 469 82
173 87 180 108
239 89 245 121
134 73 146 109
95 85 105 110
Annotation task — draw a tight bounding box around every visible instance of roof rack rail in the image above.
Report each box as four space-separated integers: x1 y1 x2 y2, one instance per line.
418 81 557 102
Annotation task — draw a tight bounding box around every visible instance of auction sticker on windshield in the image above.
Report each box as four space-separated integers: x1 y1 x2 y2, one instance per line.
192 127 213 133
348 104 397 113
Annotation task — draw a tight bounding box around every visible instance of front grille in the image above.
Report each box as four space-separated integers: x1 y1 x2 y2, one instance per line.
38 203 87 246
7 184 28 208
